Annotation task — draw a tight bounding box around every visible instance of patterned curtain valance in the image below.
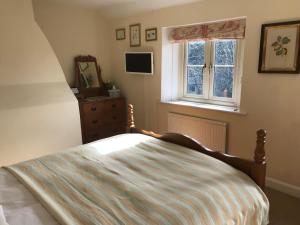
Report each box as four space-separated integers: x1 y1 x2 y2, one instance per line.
170 18 246 42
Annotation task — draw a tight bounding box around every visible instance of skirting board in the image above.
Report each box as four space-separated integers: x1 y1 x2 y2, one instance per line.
266 177 300 199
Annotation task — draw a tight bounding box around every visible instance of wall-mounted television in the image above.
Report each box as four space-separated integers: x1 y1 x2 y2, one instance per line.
125 52 153 75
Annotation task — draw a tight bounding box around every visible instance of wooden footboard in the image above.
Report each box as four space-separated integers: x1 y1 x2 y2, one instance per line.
127 104 267 190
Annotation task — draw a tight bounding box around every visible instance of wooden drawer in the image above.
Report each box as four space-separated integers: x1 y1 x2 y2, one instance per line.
82 112 125 129
84 122 126 143
103 122 126 136
82 113 104 127
103 112 126 124
104 98 125 112
85 127 108 143
81 101 105 115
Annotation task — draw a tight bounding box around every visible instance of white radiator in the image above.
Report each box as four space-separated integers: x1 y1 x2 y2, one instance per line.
167 112 227 153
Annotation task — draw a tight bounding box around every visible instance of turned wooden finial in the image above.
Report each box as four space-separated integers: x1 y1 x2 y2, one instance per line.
254 129 267 164
127 104 135 129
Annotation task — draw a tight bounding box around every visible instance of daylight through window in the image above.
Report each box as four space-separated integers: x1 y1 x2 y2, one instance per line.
183 39 242 106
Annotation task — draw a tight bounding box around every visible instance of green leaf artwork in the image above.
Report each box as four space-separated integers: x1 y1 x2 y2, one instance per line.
271 36 291 56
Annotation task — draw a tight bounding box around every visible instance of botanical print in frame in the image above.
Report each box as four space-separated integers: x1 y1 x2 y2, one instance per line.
116 28 125 40
258 20 300 73
145 28 157 41
130 23 141 47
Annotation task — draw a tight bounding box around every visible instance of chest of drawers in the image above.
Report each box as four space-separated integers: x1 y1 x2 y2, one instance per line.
78 97 126 143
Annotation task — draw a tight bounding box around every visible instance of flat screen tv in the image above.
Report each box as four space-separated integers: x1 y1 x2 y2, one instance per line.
125 52 153 75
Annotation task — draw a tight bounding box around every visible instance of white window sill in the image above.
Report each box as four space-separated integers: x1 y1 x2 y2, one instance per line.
160 100 247 115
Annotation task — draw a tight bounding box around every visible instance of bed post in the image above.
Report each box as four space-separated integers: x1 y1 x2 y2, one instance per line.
251 129 267 190
127 104 135 132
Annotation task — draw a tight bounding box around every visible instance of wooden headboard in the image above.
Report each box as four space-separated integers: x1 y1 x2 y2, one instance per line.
126 104 267 190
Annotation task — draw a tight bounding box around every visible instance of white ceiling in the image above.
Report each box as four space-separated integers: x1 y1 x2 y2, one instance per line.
46 0 203 18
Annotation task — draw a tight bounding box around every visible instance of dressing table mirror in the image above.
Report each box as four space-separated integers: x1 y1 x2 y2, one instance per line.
75 55 107 98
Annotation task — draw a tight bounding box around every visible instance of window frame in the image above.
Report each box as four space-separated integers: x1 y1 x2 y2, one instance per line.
183 40 209 99
180 39 243 107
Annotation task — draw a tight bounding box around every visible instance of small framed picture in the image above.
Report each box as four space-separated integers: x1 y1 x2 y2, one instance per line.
130 23 141 47
145 28 157 41
116 28 125 40
258 20 300 73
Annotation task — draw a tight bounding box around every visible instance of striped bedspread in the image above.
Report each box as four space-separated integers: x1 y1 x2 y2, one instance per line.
6 134 269 225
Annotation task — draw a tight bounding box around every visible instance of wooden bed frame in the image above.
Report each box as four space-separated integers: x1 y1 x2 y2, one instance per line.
127 104 267 190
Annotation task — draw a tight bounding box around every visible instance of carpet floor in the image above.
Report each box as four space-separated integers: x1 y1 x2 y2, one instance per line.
265 188 300 225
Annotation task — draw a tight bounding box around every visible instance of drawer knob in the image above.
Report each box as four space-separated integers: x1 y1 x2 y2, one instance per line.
112 104 116 108
92 120 98 124
91 106 97 111
112 116 117 120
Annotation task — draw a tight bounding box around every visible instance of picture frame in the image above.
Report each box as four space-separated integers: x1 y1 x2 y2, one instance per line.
145 28 157 41
258 20 300 74
116 28 125 40
129 23 141 47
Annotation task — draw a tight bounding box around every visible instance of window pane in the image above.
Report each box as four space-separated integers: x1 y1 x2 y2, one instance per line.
187 66 203 95
213 67 233 98
215 40 236 65
188 41 205 65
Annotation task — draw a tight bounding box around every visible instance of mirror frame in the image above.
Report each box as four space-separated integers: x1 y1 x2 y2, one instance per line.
75 55 107 97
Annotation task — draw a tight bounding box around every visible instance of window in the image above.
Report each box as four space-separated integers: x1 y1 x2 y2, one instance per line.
162 18 246 108
182 39 243 106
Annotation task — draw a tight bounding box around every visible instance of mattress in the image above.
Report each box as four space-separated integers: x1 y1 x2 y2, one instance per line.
1 134 269 225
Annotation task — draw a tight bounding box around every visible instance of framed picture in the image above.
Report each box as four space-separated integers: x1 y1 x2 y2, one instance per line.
258 20 300 73
145 28 157 41
116 28 125 40
129 23 141 47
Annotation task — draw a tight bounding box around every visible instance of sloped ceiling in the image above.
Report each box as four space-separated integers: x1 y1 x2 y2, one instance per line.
0 0 82 165
42 0 203 18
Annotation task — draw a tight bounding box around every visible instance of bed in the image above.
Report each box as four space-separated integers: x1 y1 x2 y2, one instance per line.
0 104 269 225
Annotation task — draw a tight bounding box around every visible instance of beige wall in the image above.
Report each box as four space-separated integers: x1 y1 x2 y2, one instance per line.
0 0 81 166
110 0 300 187
33 0 111 86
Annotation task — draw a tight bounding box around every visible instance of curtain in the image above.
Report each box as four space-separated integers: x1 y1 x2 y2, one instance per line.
170 18 246 42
